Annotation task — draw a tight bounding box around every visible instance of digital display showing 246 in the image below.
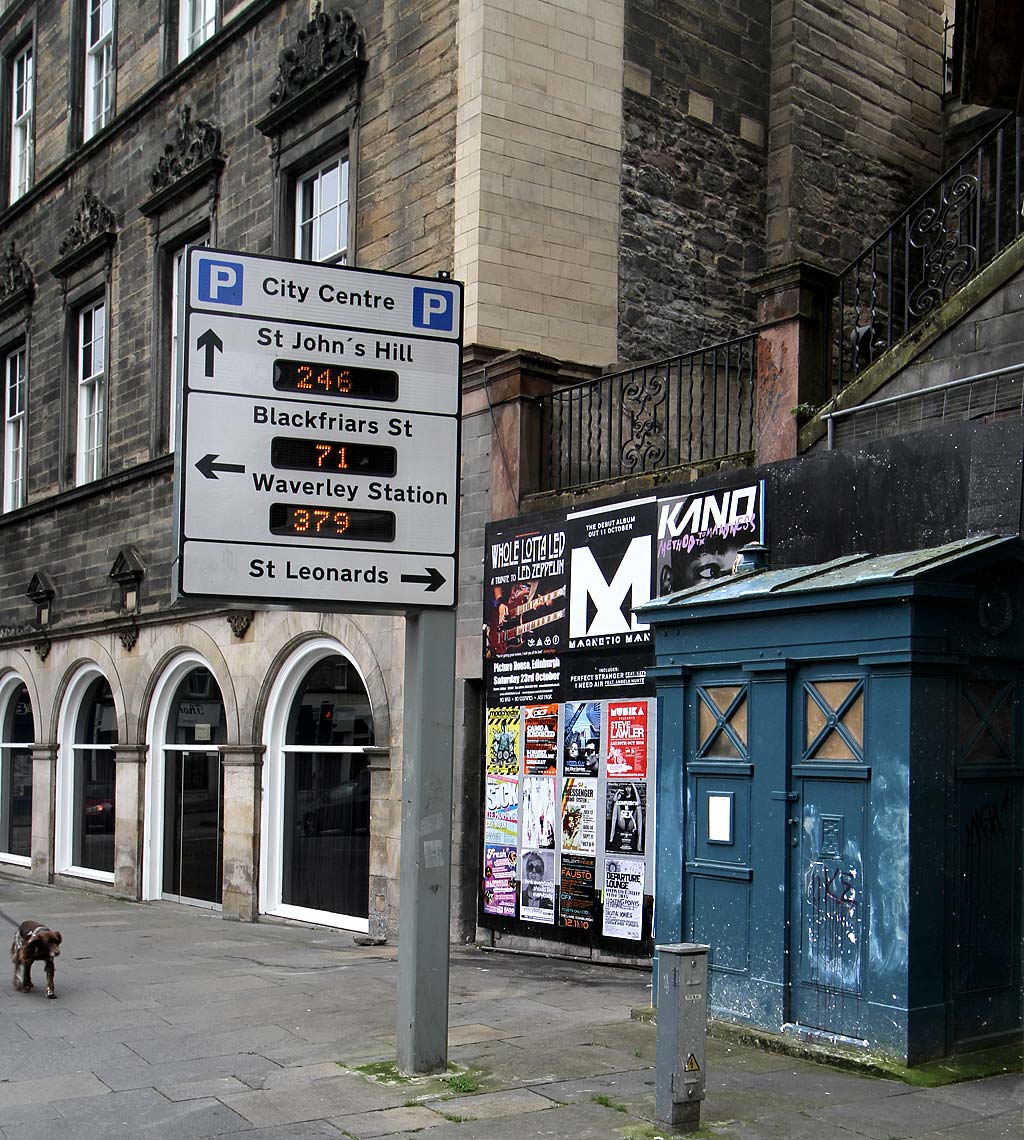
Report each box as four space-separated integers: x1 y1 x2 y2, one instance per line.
273 359 399 402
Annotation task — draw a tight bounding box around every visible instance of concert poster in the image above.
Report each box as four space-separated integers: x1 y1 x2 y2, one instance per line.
484 776 519 844
559 854 596 932
605 780 647 855
521 775 557 849
520 848 556 923
486 706 521 777
484 517 567 705
560 777 597 854
562 700 601 776
522 703 559 775
483 844 518 917
655 480 764 596
602 855 645 940
606 700 649 778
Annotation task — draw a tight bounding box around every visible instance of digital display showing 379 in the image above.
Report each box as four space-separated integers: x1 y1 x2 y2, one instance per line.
270 504 396 543
274 359 399 402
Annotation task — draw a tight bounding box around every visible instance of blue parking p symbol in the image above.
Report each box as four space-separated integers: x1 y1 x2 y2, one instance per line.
412 287 454 331
197 258 244 305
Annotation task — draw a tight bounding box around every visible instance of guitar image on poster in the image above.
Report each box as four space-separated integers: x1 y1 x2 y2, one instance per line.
486 583 566 655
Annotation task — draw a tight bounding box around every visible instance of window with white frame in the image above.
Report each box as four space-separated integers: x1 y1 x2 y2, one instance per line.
3 344 27 511
9 43 32 202
84 0 115 140
168 239 207 452
178 0 217 61
295 153 349 264
76 300 106 485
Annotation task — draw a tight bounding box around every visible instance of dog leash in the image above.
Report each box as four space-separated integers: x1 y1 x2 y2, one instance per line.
0 906 21 928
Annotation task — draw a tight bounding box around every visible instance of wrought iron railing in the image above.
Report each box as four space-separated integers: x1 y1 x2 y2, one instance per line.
537 334 757 492
832 112 1022 392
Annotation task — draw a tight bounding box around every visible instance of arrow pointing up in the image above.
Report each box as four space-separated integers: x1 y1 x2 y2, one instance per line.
196 329 223 377
401 566 446 593
195 453 245 480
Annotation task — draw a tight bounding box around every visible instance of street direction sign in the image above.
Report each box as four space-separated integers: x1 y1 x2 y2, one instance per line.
174 248 462 609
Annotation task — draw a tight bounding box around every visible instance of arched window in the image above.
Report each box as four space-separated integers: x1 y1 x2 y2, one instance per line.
71 675 117 874
263 645 375 929
0 680 33 861
161 666 225 905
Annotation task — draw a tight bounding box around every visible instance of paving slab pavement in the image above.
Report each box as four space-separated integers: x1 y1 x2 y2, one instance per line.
0 877 1020 1140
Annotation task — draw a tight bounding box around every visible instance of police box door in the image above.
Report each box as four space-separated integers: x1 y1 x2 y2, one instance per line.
788 674 869 1037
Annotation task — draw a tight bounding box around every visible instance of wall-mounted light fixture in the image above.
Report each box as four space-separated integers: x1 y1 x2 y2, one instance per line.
26 571 56 627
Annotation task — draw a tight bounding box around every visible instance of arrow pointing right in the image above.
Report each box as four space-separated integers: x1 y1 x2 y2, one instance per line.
196 328 224 377
401 566 446 593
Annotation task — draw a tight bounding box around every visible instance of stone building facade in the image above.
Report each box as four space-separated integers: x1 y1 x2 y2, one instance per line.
0 0 960 945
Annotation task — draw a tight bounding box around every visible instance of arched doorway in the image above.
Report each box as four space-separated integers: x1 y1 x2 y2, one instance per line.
0 676 32 864
56 668 117 880
262 641 375 930
144 657 225 906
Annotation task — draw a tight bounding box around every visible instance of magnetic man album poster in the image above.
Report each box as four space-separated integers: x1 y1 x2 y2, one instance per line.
655 481 764 595
563 498 656 698
484 518 567 705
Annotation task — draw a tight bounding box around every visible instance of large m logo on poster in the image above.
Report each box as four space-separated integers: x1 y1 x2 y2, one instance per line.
569 535 651 641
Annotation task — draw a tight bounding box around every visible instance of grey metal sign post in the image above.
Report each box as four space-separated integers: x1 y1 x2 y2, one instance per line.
174 248 462 1074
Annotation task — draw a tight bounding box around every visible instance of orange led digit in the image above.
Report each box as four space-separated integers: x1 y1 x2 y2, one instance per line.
271 437 397 478
273 359 398 402
269 503 395 543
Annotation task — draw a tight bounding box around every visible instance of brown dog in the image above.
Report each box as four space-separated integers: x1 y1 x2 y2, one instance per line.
10 921 61 998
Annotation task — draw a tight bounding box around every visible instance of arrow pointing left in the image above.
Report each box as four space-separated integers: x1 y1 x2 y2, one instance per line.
196 329 223 377
195 453 245 480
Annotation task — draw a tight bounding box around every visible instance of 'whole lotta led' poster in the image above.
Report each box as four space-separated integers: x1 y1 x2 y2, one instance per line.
480 479 764 958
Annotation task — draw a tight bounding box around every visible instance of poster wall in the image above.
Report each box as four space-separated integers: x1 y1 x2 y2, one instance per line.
479 479 764 954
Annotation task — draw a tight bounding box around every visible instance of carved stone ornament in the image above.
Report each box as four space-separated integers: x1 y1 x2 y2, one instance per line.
259 5 365 133
150 107 223 194
0 241 34 313
118 626 139 652
58 190 116 259
34 639 50 662
227 610 254 638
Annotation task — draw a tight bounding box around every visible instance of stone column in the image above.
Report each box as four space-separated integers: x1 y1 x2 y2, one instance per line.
752 261 836 463
29 745 57 884
113 745 147 899
364 746 392 942
220 745 264 922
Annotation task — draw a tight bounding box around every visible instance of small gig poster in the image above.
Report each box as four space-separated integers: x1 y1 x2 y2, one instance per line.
562 700 601 776
521 775 557 849
560 777 597 854
606 700 648 777
559 854 596 932
483 844 518 917
605 780 647 855
486 706 520 777
523 703 559 775
602 854 645 940
520 848 556 923
484 776 518 844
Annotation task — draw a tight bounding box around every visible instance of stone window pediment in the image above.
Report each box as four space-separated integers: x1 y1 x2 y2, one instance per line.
50 190 117 279
140 106 225 218
0 241 34 318
256 7 365 137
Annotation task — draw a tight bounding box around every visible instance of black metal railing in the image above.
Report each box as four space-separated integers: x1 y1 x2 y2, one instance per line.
832 111 1022 392
537 334 757 492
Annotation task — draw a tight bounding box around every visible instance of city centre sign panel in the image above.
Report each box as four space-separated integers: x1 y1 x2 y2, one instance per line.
174 249 462 609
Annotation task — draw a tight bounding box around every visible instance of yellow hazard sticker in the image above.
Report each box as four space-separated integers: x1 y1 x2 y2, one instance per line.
685 1053 700 1072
